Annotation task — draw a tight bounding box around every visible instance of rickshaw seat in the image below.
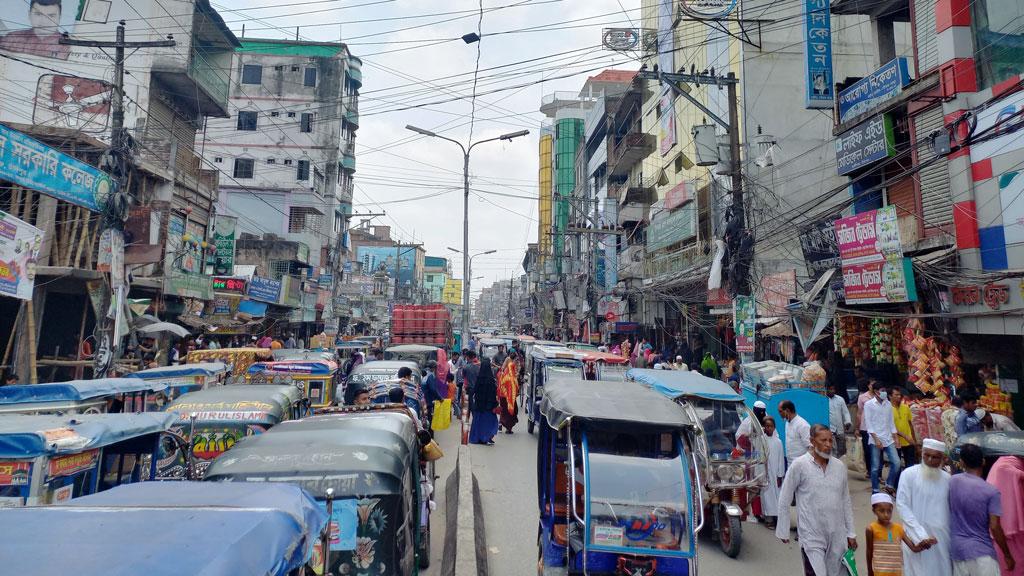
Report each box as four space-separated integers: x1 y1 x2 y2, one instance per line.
554 462 569 495
553 523 568 547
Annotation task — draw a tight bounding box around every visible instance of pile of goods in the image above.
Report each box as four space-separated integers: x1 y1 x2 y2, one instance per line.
835 316 871 361
800 360 829 395
979 369 1013 417
742 360 827 395
906 397 946 442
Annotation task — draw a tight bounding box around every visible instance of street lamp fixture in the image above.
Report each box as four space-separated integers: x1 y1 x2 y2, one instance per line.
408 125 528 362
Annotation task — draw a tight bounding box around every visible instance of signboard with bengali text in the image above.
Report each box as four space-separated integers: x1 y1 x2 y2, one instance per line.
0 209 43 300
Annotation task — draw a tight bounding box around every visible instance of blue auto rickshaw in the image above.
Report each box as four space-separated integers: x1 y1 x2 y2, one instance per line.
525 346 586 434
0 481 327 576
0 412 181 506
0 378 170 415
126 362 229 409
537 378 700 575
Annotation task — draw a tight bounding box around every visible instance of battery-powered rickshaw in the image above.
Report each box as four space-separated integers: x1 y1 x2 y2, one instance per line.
525 346 586 434
537 378 700 575
0 378 169 415
186 347 274 383
1 482 327 576
384 344 445 368
161 385 307 478
341 360 422 406
247 359 340 409
628 368 767 557
0 412 181 506
126 362 230 410
580 351 631 382
952 430 1024 475
205 405 429 574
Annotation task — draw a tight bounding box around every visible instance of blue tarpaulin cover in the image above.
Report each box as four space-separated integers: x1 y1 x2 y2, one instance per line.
627 368 745 402
0 482 327 576
127 362 229 380
0 412 175 458
0 378 167 405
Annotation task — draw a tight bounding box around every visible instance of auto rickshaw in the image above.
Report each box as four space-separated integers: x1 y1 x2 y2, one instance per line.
186 347 274 383
579 351 631 382
1 482 327 576
247 359 340 409
160 385 307 478
952 430 1024 475
205 405 429 574
384 344 447 369
0 378 169 415
341 360 423 406
0 412 182 506
272 348 336 362
126 362 230 410
537 378 700 575
628 368 768 557
524 346 586 434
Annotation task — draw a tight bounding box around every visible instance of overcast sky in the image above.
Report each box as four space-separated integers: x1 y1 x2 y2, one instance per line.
217 0 638 295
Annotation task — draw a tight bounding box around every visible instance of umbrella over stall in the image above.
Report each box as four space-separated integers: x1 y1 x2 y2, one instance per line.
136 322 191 338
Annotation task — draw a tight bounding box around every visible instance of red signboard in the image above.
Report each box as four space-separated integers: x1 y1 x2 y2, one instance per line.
0 461 30 485
212 277 246 293
605 311 617 322
707 287 731 307
47 449 99 479
664 180 694 210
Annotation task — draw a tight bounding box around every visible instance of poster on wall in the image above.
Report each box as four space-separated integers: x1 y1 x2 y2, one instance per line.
0 209 43 301
212 215 237 276
659 88 677 156
733 296 756 354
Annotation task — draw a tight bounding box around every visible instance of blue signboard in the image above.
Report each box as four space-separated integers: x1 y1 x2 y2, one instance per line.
357 246 415 285
836 114 897 176
838 58 912 123
247 276 282 304
803 0 834 109
319 272 334 287
0 124 115 212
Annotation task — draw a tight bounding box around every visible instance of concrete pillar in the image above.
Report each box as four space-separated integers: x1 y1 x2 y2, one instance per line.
870 17 896 67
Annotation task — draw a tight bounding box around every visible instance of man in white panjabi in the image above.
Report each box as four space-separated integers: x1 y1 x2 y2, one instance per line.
777 424 857 576
895 437 952 576
761 415 786 529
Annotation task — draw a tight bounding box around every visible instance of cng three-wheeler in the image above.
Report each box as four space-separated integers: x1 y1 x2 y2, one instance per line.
525 346 586 435
537 378 701 576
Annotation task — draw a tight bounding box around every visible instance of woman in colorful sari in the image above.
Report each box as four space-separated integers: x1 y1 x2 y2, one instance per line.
496 352 520 434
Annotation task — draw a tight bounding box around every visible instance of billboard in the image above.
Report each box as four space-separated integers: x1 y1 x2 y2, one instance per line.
356 246 415 286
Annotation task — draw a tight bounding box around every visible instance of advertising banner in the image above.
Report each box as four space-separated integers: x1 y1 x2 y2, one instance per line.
212 215 237 276
834 206 916 304
664 180 695 210
659 88 677 156
212 277 246 294
0 124 115 212
836 114 897 175
841 259 913 304
0 209 43 300
247 276 282 304
837 58 912 123
163 269 213 301
647 205 696 252
47 449 99 479
0 461 30 486
733 296 756 353
356 246 415 286
803 0 834 109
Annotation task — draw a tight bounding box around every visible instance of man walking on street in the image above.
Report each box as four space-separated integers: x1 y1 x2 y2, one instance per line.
896 438 952 576
858 380 877 477
777 424 857 576
864 384 901 493
779 400 811 465
949 443 1016 575
891 388 918 477
826 386 852 458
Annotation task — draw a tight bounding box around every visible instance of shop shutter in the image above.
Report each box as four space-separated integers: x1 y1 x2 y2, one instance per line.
914 0 938 73
143 97 175 167
914 106 953 227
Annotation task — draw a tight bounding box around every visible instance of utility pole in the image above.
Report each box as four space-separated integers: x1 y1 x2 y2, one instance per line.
393 243 423 304
61 22 175 378
726 72 744 231
507 276 514 332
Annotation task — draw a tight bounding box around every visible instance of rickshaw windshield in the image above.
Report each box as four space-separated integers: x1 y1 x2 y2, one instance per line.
597 364 629 381
586 449 690 554
690 397 750 461
545 365 580 383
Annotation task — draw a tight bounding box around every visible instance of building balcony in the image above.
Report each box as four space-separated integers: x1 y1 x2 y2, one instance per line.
345 108 359 128
614 174 657 207
644 241 711 280
347 57 363 88
608 132 655 177
831 0 909 19
341 152 356 173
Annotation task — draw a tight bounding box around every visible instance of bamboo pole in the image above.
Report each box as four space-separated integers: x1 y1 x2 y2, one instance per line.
26 298 38 384
21 189 32 224
9 185 22 217
73 209 90 268
85 216 100 269
1 301 24 371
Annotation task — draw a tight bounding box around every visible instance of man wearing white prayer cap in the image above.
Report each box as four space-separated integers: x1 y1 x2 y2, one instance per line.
896 437 952 576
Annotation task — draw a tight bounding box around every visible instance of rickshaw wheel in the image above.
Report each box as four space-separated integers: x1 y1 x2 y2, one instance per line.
418 526 431 569
718 508 742 558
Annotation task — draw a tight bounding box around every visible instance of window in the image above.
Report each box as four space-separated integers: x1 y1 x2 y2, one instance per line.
300 113 313 133
270 259 290 280
973 0 1024 90
284 159 293 166
288 206 323 233
274 65 284 71
304 67 317 87
241 64 262 85
313 167 325 196
236 111 257 131
291 66 300 72
213 157 223 163
287 112 296 118
296 159 310 180
270 111 280 117
233 158 255 179
267 158 276 164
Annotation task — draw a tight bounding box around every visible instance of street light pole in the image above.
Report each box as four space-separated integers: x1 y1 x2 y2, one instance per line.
410 125 528 347
448 246 495 340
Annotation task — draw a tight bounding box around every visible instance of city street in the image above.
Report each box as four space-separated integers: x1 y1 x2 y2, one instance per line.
473 429 880 575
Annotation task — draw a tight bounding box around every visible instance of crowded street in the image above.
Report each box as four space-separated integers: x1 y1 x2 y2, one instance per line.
1 0 1024 575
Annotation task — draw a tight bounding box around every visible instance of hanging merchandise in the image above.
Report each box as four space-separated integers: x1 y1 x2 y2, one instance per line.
943 345 965 390
869 318 893 363
902 319 949 400
835 315 871 361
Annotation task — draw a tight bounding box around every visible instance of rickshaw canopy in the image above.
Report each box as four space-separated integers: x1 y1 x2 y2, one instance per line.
0 482 326 576
530 345 586 362
953 431 1024 459
271 349 336 361
0 412 176 458
581 351 630 365
248 359 338 376
0 378 167 405
164 385 300 424
204 411 417 496
126 362 229 381
348 360 419 379
627 368 745 402
532 340 566 347
540 378 694 431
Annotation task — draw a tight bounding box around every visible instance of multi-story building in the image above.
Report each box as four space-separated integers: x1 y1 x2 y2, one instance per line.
203 38 361 328
423 256 450 303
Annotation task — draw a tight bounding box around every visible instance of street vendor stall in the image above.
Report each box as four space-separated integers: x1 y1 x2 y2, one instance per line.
740 360 828 452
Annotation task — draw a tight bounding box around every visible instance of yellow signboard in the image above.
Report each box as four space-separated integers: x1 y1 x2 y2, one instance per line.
442 279 463 305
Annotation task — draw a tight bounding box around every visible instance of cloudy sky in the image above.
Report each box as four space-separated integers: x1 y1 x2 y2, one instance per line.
215 0 640 295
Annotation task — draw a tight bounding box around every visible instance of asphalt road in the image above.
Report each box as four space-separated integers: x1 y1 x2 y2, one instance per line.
424 419 462 573
472 426 881 576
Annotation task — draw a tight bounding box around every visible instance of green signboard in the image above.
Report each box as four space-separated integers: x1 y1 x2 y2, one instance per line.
647 205 696 252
